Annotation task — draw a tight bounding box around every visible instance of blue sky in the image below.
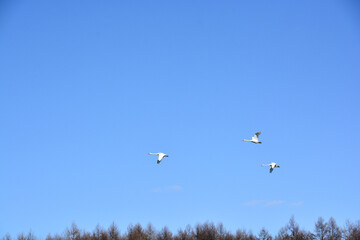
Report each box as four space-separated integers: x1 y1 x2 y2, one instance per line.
1 0 360 237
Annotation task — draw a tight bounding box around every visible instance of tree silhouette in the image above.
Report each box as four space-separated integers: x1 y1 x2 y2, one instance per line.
3 217 360 240
194 222 217 240
326 218 341 240
314 217 328 240
174 225 193 240
108 223 120 240
144 224 157 240
275 216 314 240
343 220 360 240
127 224 146 240
156 227 172 240
65 223 81 240
258 228 272 240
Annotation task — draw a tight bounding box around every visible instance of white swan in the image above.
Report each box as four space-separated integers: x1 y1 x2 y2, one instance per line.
262 162 280 173
243 132 262 144
148 152 169 164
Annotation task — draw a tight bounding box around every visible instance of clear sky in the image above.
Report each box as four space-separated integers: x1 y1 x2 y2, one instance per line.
1 0 360 237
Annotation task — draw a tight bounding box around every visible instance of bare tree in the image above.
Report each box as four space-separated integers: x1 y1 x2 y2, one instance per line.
66 223 81 240
156 226 172 240
194 222 217 240
93 225 103 240
81 231 92 240
53 234 64 240
217 223 234 240
275 226 289 240
108 223 120 240
275 216 314 240
258 228 272 240
174 225 193 240
127 224 146 240
17 233 26 240
26 232 35 240
46 234 54 240
314 217 328 240
217 223 226 240
288 216 301 238
343 220 360 240
326 218 341 240
92 225 109 240
247 231 257 240
45 234 63 240
235 229 248 240
144 223 157 240
17 232 35 240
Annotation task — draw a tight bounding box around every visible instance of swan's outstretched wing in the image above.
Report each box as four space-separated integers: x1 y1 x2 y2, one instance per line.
148 153 159 155
253 132 261 140
270 168 274 173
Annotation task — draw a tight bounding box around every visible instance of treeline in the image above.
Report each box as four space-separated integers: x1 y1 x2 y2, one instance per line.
3 216 360 240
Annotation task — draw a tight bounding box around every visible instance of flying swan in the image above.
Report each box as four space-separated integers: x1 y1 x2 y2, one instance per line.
262 162 280 173
148 152 169 164
243 132 262 144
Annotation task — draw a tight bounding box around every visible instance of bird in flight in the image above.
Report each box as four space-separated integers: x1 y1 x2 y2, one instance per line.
262 162 280 173
243 132 262 144
148 152 169 164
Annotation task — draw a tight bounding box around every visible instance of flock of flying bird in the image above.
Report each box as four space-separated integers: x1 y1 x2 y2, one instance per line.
149 132 280 173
